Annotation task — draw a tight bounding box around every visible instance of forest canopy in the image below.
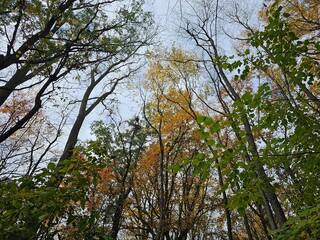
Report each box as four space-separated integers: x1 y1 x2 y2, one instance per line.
0 0 319 239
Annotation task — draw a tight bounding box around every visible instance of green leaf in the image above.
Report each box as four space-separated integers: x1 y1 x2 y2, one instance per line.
197 115 207 124
204 117 214 125
12 200 21 209
47 162 56 170
206 139 215 146
241 91 252 102
3 209 17 217
166 163 181 174
210 122 221 134
200 131 209 140
238 207 245 216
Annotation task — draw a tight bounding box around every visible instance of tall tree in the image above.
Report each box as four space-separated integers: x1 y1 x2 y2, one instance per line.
178 0 320 238
0 0 152 142
123 48 221 239
0 0 154 177
80 118 148 239
58 1 154 164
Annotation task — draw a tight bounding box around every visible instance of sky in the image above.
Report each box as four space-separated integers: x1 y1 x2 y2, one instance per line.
76 0 179 140
76 0 263 141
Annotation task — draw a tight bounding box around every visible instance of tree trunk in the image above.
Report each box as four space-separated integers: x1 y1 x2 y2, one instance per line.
110 195 126 240
216 57 287 227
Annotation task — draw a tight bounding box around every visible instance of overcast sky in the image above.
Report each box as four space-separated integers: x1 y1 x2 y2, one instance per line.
77 0 262 140
76 1 180 140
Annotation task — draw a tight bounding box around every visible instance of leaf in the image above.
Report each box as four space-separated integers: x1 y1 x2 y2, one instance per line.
166 163 181 174
210 122 221 134
206 139 215 146
204 117 214 125
3 209 17 217
200 131 209 140
47 162 56 170
238 207 245 216
12 200 21 209
197 115 207 124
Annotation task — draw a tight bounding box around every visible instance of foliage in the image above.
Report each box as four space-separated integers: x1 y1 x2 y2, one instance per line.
1 0 319 239
0 157 107 239
69 118 148 239
189 0 320 238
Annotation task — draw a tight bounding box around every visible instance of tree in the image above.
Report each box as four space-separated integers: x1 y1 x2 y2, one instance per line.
79 118 148 239
0 0 151 140
178 0 320 238
1 1 319 239
0 89 64 178
0 0 154 177
122 48 222 239
58 1 154 164
0 152 107 239
0 0 154 238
